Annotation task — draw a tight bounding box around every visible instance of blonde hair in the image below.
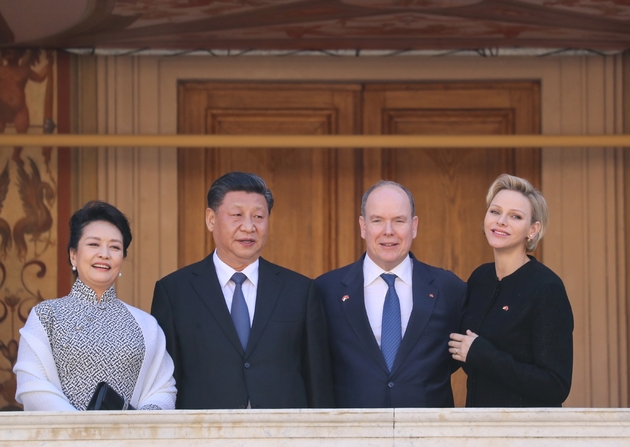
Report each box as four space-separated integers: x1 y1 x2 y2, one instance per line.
486 174 548 252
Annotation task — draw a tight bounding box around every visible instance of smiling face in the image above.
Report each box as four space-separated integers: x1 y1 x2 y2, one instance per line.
484 189 541 254
69 220 124 298
359 185 418 272
206 190 269 271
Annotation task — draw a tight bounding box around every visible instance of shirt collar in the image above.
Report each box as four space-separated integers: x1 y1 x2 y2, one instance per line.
213 250 259 288
363 252 413 287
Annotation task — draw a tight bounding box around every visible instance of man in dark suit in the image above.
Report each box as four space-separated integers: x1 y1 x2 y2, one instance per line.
315 180 466 408
151 172 334 409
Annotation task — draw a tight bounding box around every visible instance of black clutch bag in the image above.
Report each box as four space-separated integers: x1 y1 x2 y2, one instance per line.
87 382 136 411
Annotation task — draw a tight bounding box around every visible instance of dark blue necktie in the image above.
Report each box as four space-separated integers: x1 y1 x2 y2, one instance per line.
380 273 401 372
230 272 250 350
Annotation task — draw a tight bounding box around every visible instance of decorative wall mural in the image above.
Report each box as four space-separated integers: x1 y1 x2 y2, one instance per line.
0 50 55 135
0 50 57 411
0 0 628 51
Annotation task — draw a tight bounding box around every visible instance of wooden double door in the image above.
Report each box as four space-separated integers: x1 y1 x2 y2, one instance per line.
178 81 540 280
177 81 540 406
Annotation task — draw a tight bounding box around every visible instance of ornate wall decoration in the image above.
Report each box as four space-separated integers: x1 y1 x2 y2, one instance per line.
2 0 630 52
0 49 57 410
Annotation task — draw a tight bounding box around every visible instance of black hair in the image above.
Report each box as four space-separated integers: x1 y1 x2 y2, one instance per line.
207 172 274 213
67 201 132 268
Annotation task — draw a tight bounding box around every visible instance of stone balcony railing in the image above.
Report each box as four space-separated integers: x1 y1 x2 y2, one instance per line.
1 408 629 446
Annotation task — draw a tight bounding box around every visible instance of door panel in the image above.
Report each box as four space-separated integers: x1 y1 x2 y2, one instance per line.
363 82 540 280
362 82 540 407
178 81 541 407
178 83 362 278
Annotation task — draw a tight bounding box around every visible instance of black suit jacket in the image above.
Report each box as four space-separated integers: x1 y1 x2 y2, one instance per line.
151 254 334 409
314 253 466 408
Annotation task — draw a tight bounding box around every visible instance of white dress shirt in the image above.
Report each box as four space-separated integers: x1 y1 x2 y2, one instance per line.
213 251 258 326
363 253 414 347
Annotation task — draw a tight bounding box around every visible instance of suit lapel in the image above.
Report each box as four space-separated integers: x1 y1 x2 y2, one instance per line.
246 257 282 356
189 255 245 355
341 256 390 374
391 256 438 373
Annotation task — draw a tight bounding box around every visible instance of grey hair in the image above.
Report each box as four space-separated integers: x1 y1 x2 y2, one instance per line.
361 180 415 218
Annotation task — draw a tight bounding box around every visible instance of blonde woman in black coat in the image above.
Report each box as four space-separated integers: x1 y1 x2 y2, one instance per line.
449 174 573 407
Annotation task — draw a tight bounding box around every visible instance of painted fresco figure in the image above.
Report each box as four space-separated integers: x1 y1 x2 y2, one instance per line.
0 49 56 261
12 156 55 261
0 49 53 134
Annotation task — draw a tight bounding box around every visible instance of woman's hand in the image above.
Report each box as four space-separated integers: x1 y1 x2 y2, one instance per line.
449 330 479 363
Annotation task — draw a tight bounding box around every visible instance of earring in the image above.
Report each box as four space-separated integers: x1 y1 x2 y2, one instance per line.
72 265 76 271
118 272 122 277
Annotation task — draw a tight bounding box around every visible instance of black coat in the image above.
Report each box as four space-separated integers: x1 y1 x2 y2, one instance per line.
461 256 574 407
151 254 334 409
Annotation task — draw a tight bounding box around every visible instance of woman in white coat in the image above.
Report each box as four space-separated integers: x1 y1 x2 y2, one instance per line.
14 201 176 410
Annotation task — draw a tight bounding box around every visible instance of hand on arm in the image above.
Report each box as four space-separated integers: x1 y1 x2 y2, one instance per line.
449 330 478 363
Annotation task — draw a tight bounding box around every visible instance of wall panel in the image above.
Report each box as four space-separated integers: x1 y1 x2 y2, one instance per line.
84 54 625 407
623 50 630 414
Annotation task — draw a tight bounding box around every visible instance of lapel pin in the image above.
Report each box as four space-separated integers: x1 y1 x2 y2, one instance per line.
502 306 509 311
429 294 434 298
342 295 350 302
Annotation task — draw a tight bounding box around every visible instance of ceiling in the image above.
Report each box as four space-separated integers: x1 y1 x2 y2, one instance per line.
0 0 629 55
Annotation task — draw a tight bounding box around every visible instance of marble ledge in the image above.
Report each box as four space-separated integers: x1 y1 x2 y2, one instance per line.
0 408 629 447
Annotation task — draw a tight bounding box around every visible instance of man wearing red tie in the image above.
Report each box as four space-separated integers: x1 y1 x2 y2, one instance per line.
315 180 466 408
152 172 333 409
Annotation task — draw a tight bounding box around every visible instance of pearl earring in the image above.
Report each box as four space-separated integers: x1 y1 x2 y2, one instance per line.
118 272 122 277
72 265 76 271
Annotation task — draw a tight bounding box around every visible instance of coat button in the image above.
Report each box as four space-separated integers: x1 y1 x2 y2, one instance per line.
388 382 394 388
244 362 250 368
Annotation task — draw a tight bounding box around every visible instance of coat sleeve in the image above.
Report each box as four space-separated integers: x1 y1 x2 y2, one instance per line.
13 311 78 411
450 278 467 374
466 281 574 404
301 280 335 408
151 280 181 389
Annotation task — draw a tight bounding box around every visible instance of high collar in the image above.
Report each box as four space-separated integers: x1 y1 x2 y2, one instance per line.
69 278 118 304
